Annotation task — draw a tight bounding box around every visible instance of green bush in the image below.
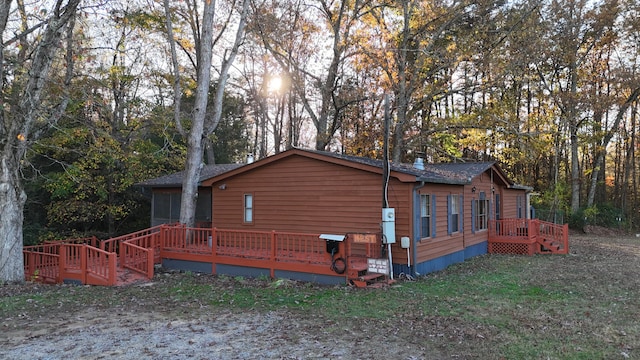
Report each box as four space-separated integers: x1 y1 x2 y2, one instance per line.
567 208 586 230
569 205 625 230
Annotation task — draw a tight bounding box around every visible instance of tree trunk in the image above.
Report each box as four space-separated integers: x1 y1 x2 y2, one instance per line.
179 0 249 227
586 88 640 207
391 0 411 164
570 125 581 212
179 0 216 227
204 137 216 165
0 156 26 283
0 0 81 283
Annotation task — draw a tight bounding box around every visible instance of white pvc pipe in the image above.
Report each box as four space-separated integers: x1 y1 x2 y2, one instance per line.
387 243 393 280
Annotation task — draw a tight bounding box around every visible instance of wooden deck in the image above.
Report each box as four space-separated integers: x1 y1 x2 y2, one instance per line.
23 225 384 286
488 219 569 255
24 219 568 286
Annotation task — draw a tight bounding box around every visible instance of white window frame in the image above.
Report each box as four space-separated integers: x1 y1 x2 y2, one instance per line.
244 193 253 223
420 194 431 238
450 194 460 233
475 198 489 231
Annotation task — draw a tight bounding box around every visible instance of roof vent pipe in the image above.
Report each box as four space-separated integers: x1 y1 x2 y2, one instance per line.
413 157 425 170
246 154 254 164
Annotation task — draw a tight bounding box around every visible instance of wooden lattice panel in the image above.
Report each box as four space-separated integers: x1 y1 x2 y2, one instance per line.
488 242 535 255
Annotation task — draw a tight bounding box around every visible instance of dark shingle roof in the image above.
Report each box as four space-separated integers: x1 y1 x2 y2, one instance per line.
422 162 496 184
138 148 514 188
137 163 244 187
300 149 486 185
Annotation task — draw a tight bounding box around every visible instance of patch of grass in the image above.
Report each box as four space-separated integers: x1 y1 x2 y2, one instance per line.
3 235 639 359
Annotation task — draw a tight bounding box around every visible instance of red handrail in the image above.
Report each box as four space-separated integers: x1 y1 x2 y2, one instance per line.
23 244 60 283
488 219 569 255
100 224 169 254
121 241 154 279
85 245 117 286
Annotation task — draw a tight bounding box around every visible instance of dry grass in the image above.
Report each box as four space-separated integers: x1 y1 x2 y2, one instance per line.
1 233 639 359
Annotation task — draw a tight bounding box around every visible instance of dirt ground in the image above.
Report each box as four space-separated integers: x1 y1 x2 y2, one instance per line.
0 280 442 360
1 228 638 359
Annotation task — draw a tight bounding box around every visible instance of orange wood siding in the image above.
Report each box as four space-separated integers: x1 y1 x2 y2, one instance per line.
211 155 412 238
463 175 493 247
501 189 525 219
413 184 465 263
208 154 529 267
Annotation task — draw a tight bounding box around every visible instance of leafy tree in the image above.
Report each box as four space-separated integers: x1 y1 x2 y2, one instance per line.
28 115 184 238
181 84 250 164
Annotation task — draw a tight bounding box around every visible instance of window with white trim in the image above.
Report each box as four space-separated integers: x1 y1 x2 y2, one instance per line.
450 194 460 233
244 194 253 223
474 196 489 231
420 194 431 238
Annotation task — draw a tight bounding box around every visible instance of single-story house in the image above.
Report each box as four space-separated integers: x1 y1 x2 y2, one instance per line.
139 148 532 278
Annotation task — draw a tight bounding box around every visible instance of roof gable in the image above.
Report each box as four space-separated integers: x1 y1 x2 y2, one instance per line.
137 163 243 188
201 148 511 186
138 148 525 189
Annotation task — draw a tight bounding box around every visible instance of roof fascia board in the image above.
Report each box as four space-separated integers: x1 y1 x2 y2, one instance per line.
202 148 419 186
488 163 512 187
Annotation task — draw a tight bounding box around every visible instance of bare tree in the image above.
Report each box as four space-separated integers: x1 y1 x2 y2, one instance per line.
0 0 81 282
252 0 370 151
164 0 250 227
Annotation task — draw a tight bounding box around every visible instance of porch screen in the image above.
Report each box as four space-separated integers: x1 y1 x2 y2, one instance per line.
152 189 212 226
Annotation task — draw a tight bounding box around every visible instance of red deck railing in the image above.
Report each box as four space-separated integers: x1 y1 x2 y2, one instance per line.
25 219 568 286
158 226 343 278
85 246 117 286
23 244 61 283
273 231 327 264
162 225 213 255
100 225 166 254
213 228 272 259
23 225 344 285
121 241 154 279
488 219 568 255
54 244 117 286
45 236 100 247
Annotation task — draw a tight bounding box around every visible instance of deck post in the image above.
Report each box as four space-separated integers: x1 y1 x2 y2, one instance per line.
81 245 87 284
563 223 569 254
211 227 217 274
159 225 167 260
59 245 66 280
146 247 154 281
270 230 276 278
211 227 216 256
109 252 117 286
25 252 33 281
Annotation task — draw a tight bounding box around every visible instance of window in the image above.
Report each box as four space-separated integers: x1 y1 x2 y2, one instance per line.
420 194 431 238
517 195 524 218
151 190 212 227
244 194 253 223
474 194 489 232
449 194 460 233
152 192 181 224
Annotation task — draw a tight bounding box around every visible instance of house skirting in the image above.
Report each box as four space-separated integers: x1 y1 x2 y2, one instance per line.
394 241 488 277
161 259 345 285
162 259 214 274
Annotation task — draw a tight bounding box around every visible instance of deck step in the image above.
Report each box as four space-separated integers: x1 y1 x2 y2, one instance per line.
350 263 368 271
538 239 561 253
347 262 369 278
349 272 386 288
358 273 385 281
